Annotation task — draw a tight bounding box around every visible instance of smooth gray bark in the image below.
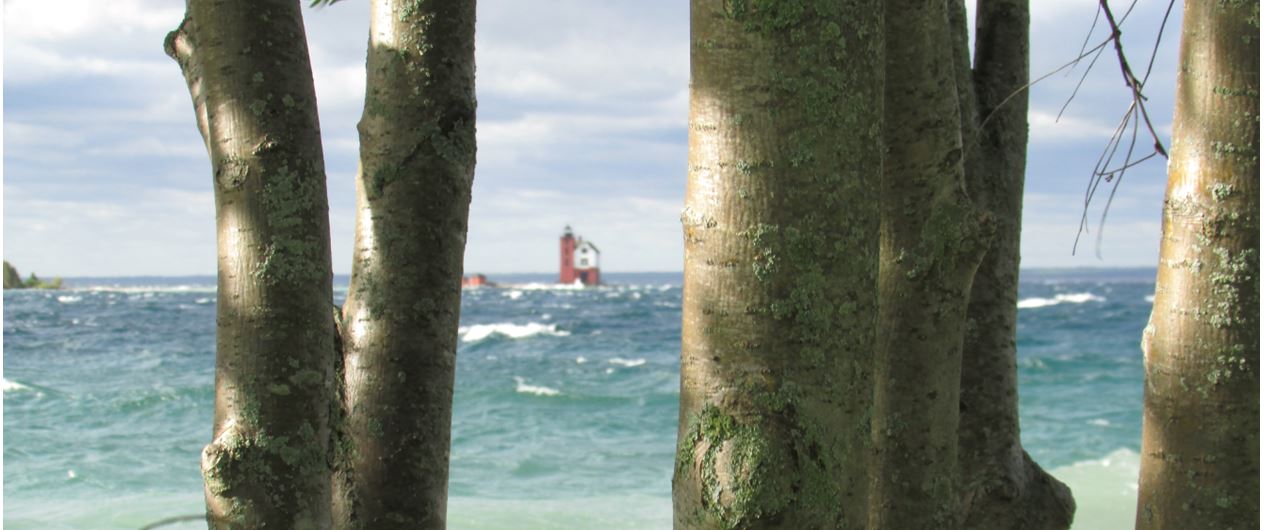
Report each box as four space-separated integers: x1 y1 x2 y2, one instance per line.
166 1 336 527
332 1 476 528
1136 1 1259 527
675 1 883 528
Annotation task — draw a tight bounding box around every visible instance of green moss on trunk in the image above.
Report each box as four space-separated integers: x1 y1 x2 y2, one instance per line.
166 1 336 527
332 1 476 528
676 0 882 527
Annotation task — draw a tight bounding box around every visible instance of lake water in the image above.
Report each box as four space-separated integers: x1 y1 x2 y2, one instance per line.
3 269 1155 529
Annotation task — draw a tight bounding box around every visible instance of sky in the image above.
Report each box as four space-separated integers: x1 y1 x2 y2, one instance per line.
3 0 1182 277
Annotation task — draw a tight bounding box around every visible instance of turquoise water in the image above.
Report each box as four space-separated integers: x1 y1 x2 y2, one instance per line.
3 269 1154 529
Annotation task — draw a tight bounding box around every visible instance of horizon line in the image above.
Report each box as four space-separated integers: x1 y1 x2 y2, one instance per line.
45 265 1161 279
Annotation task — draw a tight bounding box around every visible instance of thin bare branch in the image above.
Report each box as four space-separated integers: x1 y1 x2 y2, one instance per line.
979 36 1112 129
1067 1 1104 77
1071 0 1176 257
1057 40 1111 121
1100 0 1168 159
139 515 205 530
1141 0 1179 84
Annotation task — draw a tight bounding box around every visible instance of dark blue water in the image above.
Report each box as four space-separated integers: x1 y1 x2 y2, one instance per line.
4 269 1155 529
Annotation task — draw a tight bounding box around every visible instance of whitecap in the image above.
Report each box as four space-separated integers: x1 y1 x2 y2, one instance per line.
57 295 82 304
608 358 646 368
1017 292 1106 309
511 282 586 291
458 322 570 343
513 376 560 397
1087 418 1111 427
1018 357 1048 370
575 356 588 364
1144 295 1155 303
2 379 31 392
504 290 524 300
195 298 214 305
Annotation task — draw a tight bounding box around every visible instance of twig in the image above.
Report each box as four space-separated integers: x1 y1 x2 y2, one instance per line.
1071 0 1175 256
979 36 1113 129
1056 41 1111 121
139 514 205 530
1141 0 1179 85
1100 0 1168 159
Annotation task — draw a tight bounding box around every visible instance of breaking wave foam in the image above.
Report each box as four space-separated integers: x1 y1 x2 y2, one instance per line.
513 376 560 397
458 322 570 343
1018 293 1106 309
503 282 587 291
1050 448 1141 529
608 358 646 368
3 379 31 392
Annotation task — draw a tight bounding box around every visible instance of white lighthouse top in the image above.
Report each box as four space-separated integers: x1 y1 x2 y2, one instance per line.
574 239 600 269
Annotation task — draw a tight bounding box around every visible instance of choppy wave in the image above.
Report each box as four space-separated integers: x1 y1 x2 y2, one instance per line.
1050 448 1140 530
608 358 646 368
458 322 570 343
513 376 560 396
3 378 32 392
502 282 588 291
1018 292 1106 309
76 285 217 294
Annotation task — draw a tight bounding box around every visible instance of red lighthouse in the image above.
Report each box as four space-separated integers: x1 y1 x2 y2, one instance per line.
559 226 601 286
559 226 577 284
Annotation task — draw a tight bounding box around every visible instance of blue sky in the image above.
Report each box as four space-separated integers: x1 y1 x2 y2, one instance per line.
3 0 1180 276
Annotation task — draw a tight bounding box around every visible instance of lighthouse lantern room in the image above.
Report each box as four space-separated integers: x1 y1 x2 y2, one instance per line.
559 226 601 286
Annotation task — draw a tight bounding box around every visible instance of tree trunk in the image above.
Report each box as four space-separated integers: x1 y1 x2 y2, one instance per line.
953 1 1075 527
165 1 337 528
332 0 476 528
868 0 990 527
675 1 883 528
1136 1 1259 528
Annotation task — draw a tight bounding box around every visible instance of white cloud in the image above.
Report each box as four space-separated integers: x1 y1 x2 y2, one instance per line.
1020 191 1164 268
464 188 683 273
4 0 181 42
3 188 216 276
3 0 1178 275
477 37 687 103
1029 110 1123 142
6 121 87 150
86 137 206 159
5 43 170 83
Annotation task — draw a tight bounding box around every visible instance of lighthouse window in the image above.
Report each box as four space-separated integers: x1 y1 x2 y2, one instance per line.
579 258 589 266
